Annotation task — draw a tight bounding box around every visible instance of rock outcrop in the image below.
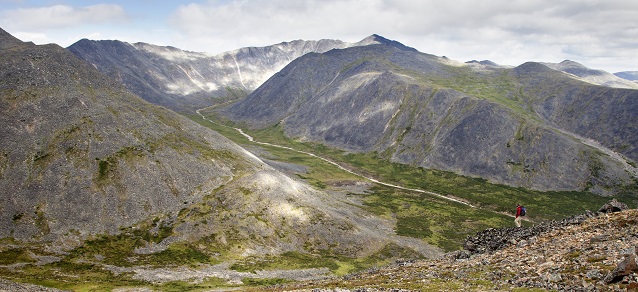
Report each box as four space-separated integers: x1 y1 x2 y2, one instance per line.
267 204 638 291
462 200 628 256
598 199 629 213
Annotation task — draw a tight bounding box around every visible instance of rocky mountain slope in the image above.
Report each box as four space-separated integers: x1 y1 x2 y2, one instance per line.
67 36 381 111
266 203 638 291
0 27 437 261
543 60 638 89
217 35 638 194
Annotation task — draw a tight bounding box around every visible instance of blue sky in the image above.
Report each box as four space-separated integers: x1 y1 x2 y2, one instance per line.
1 0 637 73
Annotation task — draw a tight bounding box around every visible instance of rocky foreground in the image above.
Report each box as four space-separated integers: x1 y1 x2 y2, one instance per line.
1 202 636 291
262 201 638 291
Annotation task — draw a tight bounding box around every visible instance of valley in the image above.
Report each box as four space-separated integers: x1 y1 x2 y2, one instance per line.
1 27 637 291
192 106 617 242
196 108 476 208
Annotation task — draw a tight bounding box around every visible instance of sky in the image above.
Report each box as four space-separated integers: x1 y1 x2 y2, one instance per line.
1 0 637 73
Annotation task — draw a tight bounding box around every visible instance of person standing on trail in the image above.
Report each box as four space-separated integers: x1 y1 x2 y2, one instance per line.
515 204 523 227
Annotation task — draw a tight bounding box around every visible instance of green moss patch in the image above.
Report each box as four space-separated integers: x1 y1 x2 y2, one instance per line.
0 248 36 265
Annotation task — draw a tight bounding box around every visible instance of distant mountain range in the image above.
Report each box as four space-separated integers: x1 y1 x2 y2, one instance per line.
67 36 386 111
467 59 638 90
3 24 636 247
615 71 638 81
67 32 638 194
542 60 638 89
216 35 638 194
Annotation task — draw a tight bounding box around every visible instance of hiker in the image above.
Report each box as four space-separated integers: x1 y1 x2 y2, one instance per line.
515 204 524 227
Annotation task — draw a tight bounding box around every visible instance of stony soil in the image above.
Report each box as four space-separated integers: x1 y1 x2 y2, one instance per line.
0 278 68 292
1 208 636 291
260 208 638 291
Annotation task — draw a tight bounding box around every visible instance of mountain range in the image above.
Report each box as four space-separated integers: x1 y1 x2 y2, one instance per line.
67 36 384 112
0 27 434 262
215 35 638 194
66 33 638 194
615 71 638 82
542 60 638 89
1 26 638 290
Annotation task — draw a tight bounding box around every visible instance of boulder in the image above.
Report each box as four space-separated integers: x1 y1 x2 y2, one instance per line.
604 246 638 284
598 199 629 213
462 203 626 256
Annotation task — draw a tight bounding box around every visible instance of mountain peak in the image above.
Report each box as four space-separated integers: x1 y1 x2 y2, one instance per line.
357 34 418 52
465 60 499 66
540 59 638 89
557 59 588 69
0 27 27 49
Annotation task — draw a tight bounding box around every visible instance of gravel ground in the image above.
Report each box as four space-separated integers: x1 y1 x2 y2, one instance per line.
0 278 69 292
105 262 332 285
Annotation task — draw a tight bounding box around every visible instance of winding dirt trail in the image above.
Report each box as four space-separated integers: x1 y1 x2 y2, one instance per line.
196 108 475 208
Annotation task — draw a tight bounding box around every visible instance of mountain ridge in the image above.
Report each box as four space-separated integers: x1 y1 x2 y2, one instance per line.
0 29 436 261
216 39 638 194
358 34 418 52
0 27 26 49
615 71 638 81
543 59 638 89
67 36 386 111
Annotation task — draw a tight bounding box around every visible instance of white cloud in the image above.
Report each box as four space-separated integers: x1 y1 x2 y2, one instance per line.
1 4 129 30
167 0 638 72
1 0 637 72
12 31 49 44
